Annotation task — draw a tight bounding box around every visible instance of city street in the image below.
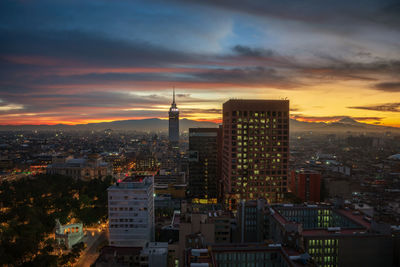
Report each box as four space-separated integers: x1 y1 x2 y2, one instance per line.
74 229 107 267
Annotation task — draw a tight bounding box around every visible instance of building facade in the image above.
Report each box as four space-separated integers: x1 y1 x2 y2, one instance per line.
290 170 321 203
47 154 110 181
235 201 394 266
176 207 233 267
103 152 127 175
55 219 84 249
188 127 222 200
236 199 269 243
187 244 314 267
168 89 179 145
108 176 155 247
222 100 290 207
140 242 168 267
268 204 393 267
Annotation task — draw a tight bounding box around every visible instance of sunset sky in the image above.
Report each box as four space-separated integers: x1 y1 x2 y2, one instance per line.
0 0 399 126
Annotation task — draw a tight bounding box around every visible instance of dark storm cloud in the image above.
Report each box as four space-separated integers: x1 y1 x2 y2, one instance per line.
294 56 400 81
373 82 400 92
0 29 197 68
317 58 400 74
0 92 167 114
228 45 400 82
176 93 191 97
30 73 176 86
1 33 399 98
0 63 300 92
190 66 298 88
0 22 398 94
230 46 400 78
348 103 400 112
232 45 274 58
0 91 221 116
183 0 400 29
372 1 400 28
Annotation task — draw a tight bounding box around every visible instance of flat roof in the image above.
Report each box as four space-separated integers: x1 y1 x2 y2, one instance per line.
223 99 289 111
108 176 153 190
207 243 312 267
272 205 374 236
335 209 371 229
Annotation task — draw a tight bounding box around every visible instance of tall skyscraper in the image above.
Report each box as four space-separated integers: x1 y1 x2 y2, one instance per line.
188 127 222 200
221 100 289 208
108 176 155 247
168 88 179 145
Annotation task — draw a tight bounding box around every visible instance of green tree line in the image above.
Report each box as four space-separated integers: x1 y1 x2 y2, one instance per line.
0 174 112 266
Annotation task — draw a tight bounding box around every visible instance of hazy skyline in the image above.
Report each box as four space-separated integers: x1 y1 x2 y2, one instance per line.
0 0 399 126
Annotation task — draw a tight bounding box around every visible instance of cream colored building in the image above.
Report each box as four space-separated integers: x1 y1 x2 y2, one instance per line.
55 219 84 249
47 154 110 181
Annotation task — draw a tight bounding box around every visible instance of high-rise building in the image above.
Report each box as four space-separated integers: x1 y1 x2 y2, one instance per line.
221 100 289 207
188 127 222 200
290 170 321 203
168 88 179 145
108 176 155 247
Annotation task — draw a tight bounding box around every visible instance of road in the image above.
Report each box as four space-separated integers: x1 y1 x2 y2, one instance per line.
74 229 107 267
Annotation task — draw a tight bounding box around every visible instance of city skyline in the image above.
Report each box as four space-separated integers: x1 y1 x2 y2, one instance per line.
0 0 399 127
1 2 399 266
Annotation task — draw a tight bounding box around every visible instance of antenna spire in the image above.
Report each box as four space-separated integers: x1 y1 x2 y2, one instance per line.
172 86 175 104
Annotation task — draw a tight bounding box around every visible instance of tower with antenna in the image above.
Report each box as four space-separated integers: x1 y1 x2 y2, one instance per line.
168 87 179 145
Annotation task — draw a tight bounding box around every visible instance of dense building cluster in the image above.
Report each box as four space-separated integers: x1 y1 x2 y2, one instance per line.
1 95 400 266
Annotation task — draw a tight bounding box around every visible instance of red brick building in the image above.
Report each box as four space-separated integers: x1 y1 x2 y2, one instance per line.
290 170 321 202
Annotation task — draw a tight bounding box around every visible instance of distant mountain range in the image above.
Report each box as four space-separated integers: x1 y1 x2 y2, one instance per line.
0 118 217 132
290 117 400 133
0 117 398 134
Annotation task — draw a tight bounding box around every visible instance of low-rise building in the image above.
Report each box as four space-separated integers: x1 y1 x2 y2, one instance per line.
290 170 321 203
54 219 84 249
186 243 315 267
176 208 233 267
155 184 186 199
140 242 168 267
269 203 393 267
103 152 127 174
94 246 142 267
47 154 110 181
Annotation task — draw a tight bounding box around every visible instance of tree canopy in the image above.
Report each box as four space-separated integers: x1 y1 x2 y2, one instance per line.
0 174 112 266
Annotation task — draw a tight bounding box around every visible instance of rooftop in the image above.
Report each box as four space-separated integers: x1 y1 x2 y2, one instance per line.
272 204 370 234
108 175 153 190
223 99 289 111
205 243 315 267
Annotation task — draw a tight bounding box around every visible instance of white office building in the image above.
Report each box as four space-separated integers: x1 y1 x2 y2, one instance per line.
108 176 155 247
